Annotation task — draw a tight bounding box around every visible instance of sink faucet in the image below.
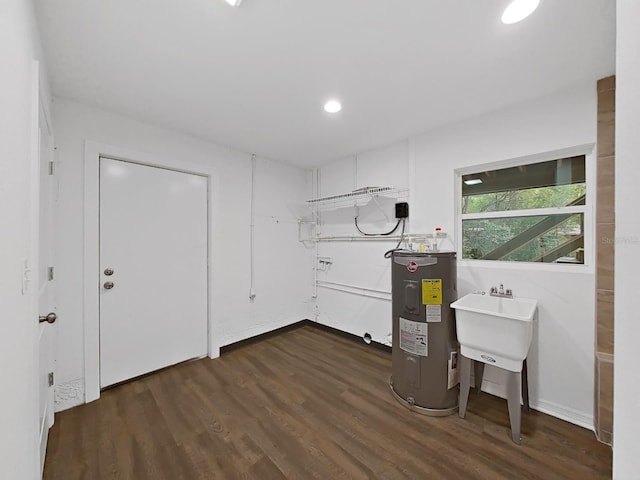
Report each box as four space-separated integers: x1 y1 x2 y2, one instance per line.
490 284 513 298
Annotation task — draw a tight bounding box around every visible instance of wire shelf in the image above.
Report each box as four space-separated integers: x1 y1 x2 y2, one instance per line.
306 186 408 211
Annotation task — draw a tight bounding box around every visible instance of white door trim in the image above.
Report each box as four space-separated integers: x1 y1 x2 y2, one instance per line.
83 141 218 403
30 59 43 478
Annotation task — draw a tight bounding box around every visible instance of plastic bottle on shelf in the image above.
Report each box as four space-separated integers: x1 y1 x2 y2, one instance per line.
433 227 442 251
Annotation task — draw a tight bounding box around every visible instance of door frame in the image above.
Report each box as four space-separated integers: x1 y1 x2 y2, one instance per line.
83 141 217 403
29 59 43 477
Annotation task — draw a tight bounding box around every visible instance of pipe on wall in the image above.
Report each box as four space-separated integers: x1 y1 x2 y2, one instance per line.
316 280 391 301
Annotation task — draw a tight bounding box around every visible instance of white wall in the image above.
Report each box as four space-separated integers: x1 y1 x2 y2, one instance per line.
314 82 598 428
613 0 640 476
0 0 50 478
52 98 312 410
312 141 410 342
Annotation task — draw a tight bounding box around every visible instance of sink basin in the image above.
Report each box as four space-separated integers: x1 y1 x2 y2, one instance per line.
450 293 537 372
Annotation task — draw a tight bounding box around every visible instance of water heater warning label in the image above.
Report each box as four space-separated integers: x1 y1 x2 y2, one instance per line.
399 317 428 356
422 279 442 305
426 305 442 322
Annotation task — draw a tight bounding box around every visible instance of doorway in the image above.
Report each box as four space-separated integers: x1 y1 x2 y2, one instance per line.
99 158 208 388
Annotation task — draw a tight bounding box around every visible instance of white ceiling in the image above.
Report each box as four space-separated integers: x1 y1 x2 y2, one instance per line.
35 0 615 167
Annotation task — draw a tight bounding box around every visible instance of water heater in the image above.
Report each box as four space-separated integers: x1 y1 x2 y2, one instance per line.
389 251 459 416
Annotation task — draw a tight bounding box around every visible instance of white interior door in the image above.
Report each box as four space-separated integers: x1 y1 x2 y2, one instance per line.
37 104 57 473
99 158 208 388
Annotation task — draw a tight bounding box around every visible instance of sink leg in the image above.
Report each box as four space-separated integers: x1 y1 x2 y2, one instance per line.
459 355 471 418
507 370 522 444
522 359 530 414
474 361 485 394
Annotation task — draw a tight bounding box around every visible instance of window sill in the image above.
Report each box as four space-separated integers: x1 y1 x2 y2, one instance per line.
457 258 595 274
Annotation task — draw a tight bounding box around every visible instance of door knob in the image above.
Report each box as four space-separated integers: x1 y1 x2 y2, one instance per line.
104 281 115 290
104 268 114 276
39 312 57 324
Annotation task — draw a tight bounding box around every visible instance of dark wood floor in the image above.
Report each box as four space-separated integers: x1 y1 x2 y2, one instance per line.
44 326 612 479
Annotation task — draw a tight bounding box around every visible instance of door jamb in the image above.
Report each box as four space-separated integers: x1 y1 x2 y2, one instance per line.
29 59 43 478
83 141 216 403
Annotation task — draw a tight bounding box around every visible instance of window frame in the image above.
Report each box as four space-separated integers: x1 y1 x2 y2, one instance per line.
454 144 595 272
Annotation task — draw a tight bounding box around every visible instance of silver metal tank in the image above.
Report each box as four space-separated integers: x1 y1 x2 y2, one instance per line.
389 251 458 416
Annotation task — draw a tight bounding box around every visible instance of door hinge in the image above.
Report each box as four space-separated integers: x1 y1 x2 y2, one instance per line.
48 161 55 176
48 266 55 281
48 372 54 387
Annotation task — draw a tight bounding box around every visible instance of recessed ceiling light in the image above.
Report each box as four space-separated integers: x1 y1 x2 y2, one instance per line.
501 0 540 24
464 179 483 186
324 100 342 114
224 0 243 6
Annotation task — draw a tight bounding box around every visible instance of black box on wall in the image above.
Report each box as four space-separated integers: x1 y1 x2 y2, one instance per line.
395 202 409 219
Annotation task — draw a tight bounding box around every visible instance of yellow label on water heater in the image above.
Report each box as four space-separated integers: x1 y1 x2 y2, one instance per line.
422 279 442 305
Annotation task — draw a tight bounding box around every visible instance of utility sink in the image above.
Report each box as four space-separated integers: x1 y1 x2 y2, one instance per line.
451 293 537 372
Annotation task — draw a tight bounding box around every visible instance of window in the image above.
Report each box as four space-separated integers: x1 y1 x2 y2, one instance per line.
460 155 587 264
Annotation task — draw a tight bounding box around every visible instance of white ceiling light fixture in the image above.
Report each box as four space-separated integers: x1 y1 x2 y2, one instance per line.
464 179 483 186
224 0 243 7
501 0 540 24
324 100 342 114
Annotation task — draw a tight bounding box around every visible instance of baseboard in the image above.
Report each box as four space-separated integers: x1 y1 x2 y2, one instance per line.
532 398 594 431
220 320 311 354
220 319 392 355
479 378 594 431
308 321 392 353
54 378 85 412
